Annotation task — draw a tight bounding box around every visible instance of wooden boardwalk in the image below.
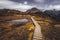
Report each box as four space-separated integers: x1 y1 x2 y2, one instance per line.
31 17 43 40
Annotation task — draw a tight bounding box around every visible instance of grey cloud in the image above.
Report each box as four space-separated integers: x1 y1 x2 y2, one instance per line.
0 0 35 11
0 0 60 11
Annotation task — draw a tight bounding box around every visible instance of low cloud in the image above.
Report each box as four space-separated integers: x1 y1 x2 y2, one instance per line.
0 0 34 11
8 3 34 11
48 5 60 10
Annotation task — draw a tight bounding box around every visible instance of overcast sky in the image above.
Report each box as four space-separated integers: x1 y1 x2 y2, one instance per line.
0 0 60 11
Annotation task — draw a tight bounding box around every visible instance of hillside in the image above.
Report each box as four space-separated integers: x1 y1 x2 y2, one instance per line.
0 8 60 40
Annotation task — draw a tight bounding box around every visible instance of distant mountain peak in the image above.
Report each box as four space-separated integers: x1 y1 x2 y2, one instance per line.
30 7 39 10
26 7 42 13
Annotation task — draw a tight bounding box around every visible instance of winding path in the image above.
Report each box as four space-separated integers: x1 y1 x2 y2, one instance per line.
31 17 43 40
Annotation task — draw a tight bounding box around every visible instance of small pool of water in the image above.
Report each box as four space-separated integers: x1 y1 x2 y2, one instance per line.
4 19 29 28
4 18 29 23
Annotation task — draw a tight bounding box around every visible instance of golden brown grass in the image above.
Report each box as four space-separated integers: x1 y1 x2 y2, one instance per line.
0 15 60 40
0 15 34 40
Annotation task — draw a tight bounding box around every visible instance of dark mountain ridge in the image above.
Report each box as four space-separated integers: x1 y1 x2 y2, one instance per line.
0 8 60 23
